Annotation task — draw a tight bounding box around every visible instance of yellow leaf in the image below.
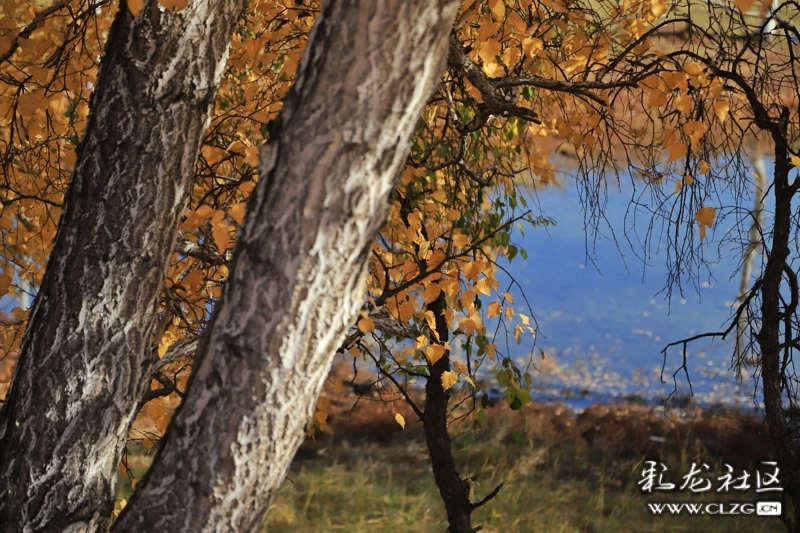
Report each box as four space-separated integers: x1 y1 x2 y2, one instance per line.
519 313 531 326
159 0 189 10
475 278 491 296
487 301 502 318
431 190 447 203
522 37 543 57
489 0 506 19
415 335 428 350
647 0 668 18
453 233 470 248
477 41 502 67
458 317 477 336
713 100 730 123
683 174 694 185
674 94 693 115
426 344 445 364
683 120 707 149
674 180 683 194
357 316 375 333
791 155 800 168
683 61 705 77
698 160 711 175
394 413 405 429
453 360 468 374
423 310 437 332
441 371 458 390
127 0 144 16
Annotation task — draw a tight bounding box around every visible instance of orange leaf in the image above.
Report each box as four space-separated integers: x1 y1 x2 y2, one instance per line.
228 203 246 225
696 206 716 242
696 206 716 227
489 0 506 19
17 92 43 115
424 283 441 303
522 37 543 57
211 222 230 252
667 141 687 163
357 316 375 333
646 88 668 108
180 270 205 291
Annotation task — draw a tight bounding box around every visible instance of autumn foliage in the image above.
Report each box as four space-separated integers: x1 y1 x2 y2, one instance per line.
2 0 800 527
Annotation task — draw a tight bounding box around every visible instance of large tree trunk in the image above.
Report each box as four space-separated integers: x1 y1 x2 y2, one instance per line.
0 2 242 531
112 1 459 531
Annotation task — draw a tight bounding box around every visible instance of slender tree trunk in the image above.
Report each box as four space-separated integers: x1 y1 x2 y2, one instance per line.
112 1 459 531
759 118 800 532
736 154 767 363
424 293 474 533
0 2 242 531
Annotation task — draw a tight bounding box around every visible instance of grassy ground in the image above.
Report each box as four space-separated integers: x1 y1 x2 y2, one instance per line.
265 435 784 533
118 390 789 533
259 391 788 533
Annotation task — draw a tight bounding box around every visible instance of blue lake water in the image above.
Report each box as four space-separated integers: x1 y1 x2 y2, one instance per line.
1 164 774 411
497 173 770 410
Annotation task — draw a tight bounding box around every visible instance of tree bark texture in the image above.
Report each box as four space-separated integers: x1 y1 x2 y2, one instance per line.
112 1 459 531
0 1 242 531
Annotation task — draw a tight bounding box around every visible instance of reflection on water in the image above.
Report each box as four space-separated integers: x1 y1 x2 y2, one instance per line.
496 176 766 410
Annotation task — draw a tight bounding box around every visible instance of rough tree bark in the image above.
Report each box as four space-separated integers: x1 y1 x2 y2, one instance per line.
112 1 460 531
0 1 243 531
